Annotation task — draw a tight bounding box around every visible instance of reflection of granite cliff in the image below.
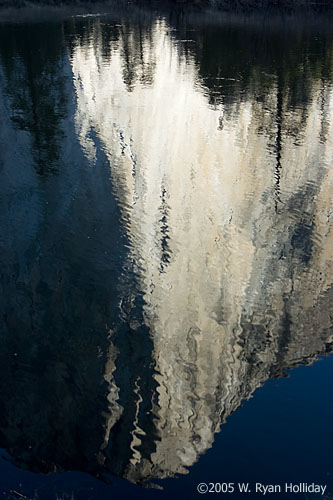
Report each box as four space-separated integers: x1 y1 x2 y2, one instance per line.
71 18 333 482
0 15 331 486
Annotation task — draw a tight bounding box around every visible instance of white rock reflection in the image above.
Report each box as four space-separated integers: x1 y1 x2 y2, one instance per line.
72 21 333 481
70 18 333 482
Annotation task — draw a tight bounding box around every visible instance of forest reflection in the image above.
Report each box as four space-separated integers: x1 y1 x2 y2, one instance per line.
0 10 332 486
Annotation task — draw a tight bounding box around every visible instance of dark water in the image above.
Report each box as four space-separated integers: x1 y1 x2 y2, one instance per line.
0 7 332 500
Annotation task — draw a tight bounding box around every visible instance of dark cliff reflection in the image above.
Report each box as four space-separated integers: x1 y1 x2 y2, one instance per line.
0 11 332 488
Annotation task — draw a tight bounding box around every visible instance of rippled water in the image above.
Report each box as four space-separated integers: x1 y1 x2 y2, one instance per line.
0 8 332 500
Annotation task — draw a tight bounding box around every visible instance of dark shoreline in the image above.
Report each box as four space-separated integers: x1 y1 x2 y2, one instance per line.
1 0 333 13
1 0 333 25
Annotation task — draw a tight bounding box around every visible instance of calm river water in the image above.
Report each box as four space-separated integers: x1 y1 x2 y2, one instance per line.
0 7 332 500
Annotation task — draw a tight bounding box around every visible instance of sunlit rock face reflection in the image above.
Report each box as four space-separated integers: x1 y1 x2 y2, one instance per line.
0 12 332 486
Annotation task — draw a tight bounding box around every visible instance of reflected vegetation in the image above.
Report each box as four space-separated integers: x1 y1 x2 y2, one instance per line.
0 23 68 175
0 9 332 487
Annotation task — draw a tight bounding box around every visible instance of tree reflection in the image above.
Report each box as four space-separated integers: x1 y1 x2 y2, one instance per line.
0 23 67 175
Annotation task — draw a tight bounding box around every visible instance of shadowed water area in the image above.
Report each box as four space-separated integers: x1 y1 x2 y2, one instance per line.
0 8 332 500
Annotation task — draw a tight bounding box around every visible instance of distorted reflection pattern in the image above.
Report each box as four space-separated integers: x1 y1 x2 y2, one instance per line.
0 12 332 487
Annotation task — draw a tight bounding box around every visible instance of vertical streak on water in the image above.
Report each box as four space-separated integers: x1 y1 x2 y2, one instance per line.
275 76 283 211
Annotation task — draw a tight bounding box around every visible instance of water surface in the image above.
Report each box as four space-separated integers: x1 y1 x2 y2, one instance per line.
0 8 332 499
